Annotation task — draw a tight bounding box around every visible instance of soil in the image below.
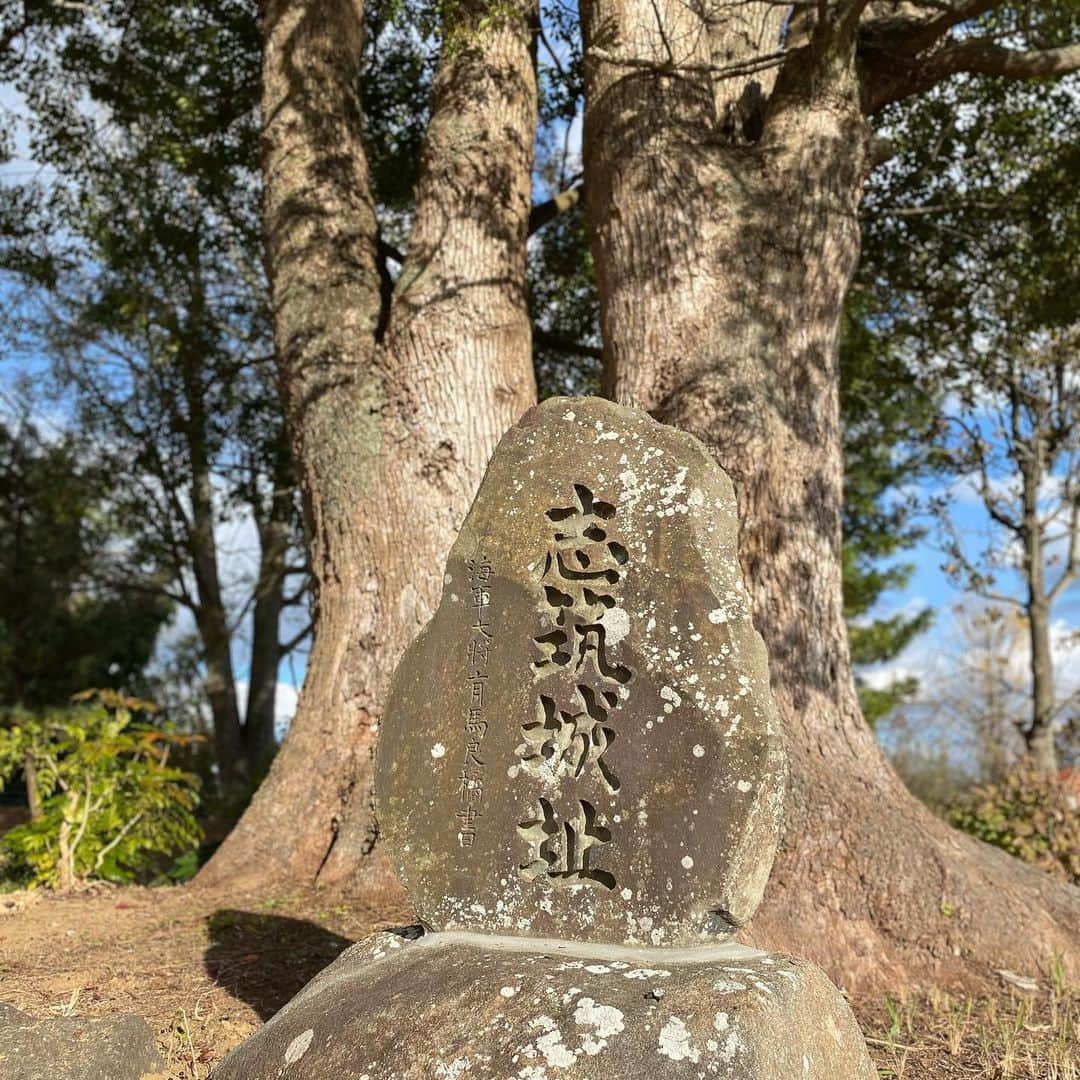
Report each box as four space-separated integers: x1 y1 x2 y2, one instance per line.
0 881 411 1077
0 883 1074 1079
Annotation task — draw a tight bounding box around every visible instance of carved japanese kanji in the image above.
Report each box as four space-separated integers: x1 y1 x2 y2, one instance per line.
517 483 633 888
518 797 615 891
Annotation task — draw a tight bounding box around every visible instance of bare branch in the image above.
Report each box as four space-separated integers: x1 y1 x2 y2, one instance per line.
925 38 1080 81
946 414 1022 534
1048 499 1079 605
866 36 1080 111
586 44 796 80
528 184 583 236
533 329 603 360
93 811 145 872
279 621 314 656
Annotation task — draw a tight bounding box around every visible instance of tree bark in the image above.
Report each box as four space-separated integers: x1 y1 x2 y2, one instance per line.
189 463 245 792
23 750 41 821
199 0 538 887
580 0 1079 989
244 448 294 775
1020 452 1058 775
1025 558 1058 775
1026 597 1057 774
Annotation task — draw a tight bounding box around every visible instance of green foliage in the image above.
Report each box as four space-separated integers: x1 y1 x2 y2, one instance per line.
1 0 307 783
530 202 601 399
863 47 1079 355
0 691 203 888
948 764 1080 886
0 418 171 709
839 291 940 724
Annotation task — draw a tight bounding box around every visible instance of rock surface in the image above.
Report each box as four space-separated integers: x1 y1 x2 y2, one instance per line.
211 930 876 1080
214 397 876 1080
0 1002 164 1080
377 397 786 945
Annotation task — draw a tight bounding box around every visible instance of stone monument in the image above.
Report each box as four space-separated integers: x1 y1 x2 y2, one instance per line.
213 397 876 1078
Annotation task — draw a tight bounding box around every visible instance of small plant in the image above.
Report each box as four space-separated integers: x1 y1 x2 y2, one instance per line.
948 762 1080 886
0 690 203 888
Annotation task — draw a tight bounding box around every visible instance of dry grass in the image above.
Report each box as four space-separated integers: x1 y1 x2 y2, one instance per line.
0 883 1075 1078
860 962 1078 1080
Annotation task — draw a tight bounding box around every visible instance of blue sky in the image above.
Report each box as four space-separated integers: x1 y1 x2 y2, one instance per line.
3 61 1077 743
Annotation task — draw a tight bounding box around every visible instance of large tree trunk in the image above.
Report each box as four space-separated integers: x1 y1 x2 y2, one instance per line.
580 0 1079 990
199 0 538 887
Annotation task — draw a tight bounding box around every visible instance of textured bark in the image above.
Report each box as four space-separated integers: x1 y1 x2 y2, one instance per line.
23 751 41 821
244 500 290 775
1021 464 1058 775
580 0 1080 990
189 461 245 789
1026 598 1057 774
200 0 538 886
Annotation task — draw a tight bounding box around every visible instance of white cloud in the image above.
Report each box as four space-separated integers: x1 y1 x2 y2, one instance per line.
235 679 300 741
864 604 1080 712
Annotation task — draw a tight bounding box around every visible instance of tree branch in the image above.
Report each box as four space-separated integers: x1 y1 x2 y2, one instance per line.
860 1 1000 59
925 38 1080 81
533 329 603 360
528 184 582 236
93 810 145 872
586 44 796 81
1048 500 1079 605
865 35 1080 112
279 621 314 657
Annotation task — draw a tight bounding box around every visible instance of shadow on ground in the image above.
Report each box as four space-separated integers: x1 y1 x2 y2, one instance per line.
204 910 354 1020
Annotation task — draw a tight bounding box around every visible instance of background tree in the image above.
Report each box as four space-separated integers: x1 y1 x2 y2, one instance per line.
878 602 1030 802
205 0 1080 988
862 70 1079 773
1 1 309 790
0 413 170 709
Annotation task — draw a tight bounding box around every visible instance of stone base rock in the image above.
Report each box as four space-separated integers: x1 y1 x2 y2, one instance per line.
0 1002 164 1080
212 930 875 1079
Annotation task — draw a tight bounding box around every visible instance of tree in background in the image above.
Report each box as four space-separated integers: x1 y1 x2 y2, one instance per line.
839 296 939 726
1 2 309 790
205 0 1080 989
0 414 170 709
4 0 1079 988
936 328 1079 774
879 602 1029 800
862 70 1079 774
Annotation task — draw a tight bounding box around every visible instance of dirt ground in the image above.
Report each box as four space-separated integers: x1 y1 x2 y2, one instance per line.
1 883 1075 1079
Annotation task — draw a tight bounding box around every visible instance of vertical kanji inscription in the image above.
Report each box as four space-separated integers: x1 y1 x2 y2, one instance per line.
457 547 493 848
517 484 633 889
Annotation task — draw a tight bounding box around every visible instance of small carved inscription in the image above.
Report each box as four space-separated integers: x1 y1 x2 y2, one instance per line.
457 547 493 848
517 484 633 889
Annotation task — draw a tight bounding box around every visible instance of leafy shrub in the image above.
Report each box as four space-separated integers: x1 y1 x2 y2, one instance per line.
948 762 1080 885
0 690 203 888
